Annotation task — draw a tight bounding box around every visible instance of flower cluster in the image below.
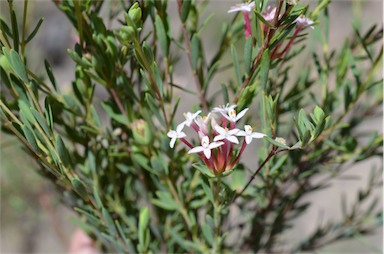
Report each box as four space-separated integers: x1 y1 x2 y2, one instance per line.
168 104 265 175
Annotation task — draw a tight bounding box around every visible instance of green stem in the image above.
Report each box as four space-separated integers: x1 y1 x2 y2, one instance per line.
212 176 222 253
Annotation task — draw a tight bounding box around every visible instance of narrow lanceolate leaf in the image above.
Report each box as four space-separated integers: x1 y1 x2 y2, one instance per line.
44 60 58 91
191 34 200 70
155 15 169 56
25 18 44 43
231 44 242 86
71 178 89 201
102 208 117 236
55 135 70 167
260 49 270 89
31 108 51 137
22 125 39 153
138 207 150 250
151 191 178 210
244 37 253 73
2 48 28 83
181 0 191 23
153 63 163 97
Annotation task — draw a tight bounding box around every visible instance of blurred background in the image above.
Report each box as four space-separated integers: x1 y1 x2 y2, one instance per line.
0 0 382 253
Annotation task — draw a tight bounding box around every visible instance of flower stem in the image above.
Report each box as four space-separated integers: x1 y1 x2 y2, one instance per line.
232 148 276 202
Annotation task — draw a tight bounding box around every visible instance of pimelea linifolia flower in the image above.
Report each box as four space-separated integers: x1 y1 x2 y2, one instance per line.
228 2 256 38
167 105 265 175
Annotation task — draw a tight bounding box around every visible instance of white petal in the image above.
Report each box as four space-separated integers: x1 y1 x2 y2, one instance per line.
178 132 187 138
236 130 247 137
176 122 185 132
170 137 177 148
167 130 176 138
188 146 205 154
251 132 266 139
203 148 211 159
245 136 253 144
228 7 242 13
228 128 240 135
236 108 249 121
227 135 239 144
209 141 224 149
214 134 225 142
214 125 226 135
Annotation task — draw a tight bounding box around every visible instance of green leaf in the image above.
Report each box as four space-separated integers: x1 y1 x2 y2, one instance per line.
263 136 290 149
153 63 163 97
44 60 58 91
145 93 165 126
166 227 201 252
71 178 89 201
18 100 35 124
202 223 214 246
133 152 159 175
31 108 51 137
181 0 191 23
231 44 242 85
93 184 103 209
138 207 150 249
25 18 44 43
270 154 288 174
192 163 216 178
101 102 129 126
22 125 39 153
151 191 178 210
2 48 28 83
44 98 54 130
142 42 154 65
260 49 270 89
150 155 168 175
55 135 70 167
155 15 169 56
244 37 253 73
87 151 96 173
102 208 117 236
191 34 200 70
254 10 274 28
200 178 214 205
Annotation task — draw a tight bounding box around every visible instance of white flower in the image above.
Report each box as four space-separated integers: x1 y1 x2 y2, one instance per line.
228 2 255 13
167 123 186 148
262 6 277 22
195 113 211 128
188 136 224 159
212 104 237 115
295 16 314 29
183 110 201 127
223 108 249 122
214 125 240 144
237 125 265 144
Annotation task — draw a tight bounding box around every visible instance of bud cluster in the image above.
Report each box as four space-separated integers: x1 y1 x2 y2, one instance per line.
168 104 265 175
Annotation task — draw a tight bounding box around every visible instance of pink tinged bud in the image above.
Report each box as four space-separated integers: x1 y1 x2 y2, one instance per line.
167 123 187 148
237 125 266 144
188 136 224 159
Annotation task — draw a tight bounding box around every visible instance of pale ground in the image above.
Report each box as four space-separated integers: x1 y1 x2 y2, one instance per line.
0 1 382 253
